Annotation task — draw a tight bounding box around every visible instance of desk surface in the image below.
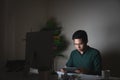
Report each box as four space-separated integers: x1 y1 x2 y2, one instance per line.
57 71 120 80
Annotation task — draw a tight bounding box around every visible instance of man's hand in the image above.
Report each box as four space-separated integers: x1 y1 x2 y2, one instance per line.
60 68 67 73
74 69 81 73
75 68 89 74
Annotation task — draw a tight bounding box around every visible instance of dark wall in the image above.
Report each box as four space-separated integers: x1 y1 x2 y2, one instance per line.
102 50 120 77
0 0 5 68
0 0 4 53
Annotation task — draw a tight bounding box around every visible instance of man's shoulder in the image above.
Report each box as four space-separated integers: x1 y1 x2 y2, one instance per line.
88 46 100 55
71 49 78 53
71 49 78 55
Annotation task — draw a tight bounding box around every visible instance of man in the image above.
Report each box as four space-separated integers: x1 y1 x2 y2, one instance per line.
61 30 102 75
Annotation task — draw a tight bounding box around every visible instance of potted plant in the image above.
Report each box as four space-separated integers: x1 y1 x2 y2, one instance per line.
40 17 68 79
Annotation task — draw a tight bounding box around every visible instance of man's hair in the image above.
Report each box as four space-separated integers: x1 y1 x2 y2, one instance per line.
72 30 88 44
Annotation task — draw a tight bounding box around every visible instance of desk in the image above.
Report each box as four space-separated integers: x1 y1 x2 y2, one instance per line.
57 71 120 80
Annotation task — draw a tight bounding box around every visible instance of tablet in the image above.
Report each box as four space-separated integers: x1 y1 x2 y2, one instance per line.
65 67 77 73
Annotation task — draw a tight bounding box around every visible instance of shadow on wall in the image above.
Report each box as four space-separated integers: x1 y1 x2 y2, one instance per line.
102 50 120 77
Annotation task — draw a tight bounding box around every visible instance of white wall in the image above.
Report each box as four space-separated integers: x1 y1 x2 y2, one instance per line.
48 0 120 76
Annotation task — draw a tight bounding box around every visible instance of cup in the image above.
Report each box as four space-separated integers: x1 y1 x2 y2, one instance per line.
102 70 110 79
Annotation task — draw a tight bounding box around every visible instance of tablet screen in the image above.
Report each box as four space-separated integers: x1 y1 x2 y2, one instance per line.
65 67 77 73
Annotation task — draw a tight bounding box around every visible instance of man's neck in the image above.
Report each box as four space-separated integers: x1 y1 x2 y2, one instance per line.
79 45 88 54
80 51 84 54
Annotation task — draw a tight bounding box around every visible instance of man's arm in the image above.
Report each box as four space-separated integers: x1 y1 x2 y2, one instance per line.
66 52 73 67
93 51 102 75
74 51 102 75
60 52 73 73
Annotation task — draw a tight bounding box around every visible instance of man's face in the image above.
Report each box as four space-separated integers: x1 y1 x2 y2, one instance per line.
73 39 86 52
